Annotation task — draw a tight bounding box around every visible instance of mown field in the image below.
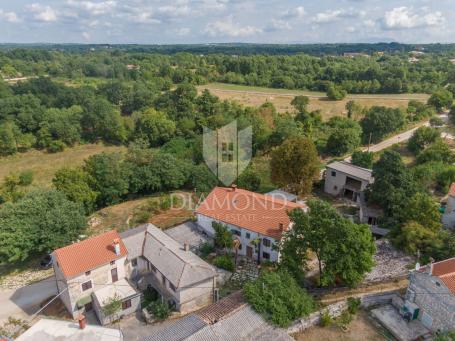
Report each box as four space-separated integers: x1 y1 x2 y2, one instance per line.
0 143 126 187
198 83 430 120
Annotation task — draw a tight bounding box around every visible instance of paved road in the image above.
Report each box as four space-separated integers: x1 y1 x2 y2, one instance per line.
0 276 57 323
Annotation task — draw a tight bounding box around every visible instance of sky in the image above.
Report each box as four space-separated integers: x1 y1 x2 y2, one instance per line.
0 0 454 44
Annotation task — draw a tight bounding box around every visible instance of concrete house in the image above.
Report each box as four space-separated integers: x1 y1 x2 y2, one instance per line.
196 186 306 263
120 224 218 314
405 257 455 332
324 161 374 202
442 183 455 229
52 230 141 324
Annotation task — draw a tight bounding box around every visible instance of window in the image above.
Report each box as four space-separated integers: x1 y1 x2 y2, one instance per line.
262 238 271 247
122 299 131 310
246 232 250 239
331 171 336 177
262 252 270 260
110 260 115 265
231 229 241 236
81 281 92 291
131 258 138 267
85 271 91 276
169 282 176 292
221 141 234 163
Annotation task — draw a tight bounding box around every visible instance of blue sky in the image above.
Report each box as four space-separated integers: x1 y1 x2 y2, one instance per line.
0 0 453 44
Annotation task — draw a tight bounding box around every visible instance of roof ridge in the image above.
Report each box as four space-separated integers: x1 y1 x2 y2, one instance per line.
333 160 372 172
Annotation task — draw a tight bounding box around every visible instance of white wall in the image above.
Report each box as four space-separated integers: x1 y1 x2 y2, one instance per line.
324 169 369 196
196 214 280 262
443 196 455 228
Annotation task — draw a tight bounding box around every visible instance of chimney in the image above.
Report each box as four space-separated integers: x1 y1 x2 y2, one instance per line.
77 315 86 329
113 238 121 256
231 184 237 191
184 242 190 252
279 223 284 231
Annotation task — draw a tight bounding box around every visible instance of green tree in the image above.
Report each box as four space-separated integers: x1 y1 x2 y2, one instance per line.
407 126 441 155
360 106 405 143
0 122 19 156
134 109 176 147
284 200 375 287
237 168 261 191
326 84 347 101
351 151 374 169
428 89 453 112
345 100 362 119
83 152 130 206
416 140 455 164
244 270 314 327
270 136 320 196
53 167 98 213
0 189 86 263
212 222 233 251
325 118 362 156
291 96 309 113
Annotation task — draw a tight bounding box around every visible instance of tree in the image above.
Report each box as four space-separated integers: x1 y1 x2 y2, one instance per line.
283 200 375 287
237 168 261 191
0 189 86 263
0 122 18 156
53 167 98 213
188 164 219 193
270 136 320 196
134 109 176 147
326 84 347 100
325 118 362 156
351 151 374 169
428 89 453 112
83 152 130 207
400 192 441 232
212 222 233 251
361 106 405 143
291 96 309 113
416 140 455 164
407 126 441 155
345 100 362 119
244 270 314 327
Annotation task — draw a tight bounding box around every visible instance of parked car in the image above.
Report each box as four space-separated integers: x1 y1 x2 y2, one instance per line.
40 254 52 269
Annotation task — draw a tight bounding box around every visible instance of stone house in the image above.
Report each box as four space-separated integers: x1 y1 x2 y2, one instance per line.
324 161 374 202
442 183 455 229
196 186 306 263
120 224 218 314
405 257 455 332
52 230 141 324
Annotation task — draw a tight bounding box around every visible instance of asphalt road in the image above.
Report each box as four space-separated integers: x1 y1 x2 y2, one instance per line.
0 276 57 323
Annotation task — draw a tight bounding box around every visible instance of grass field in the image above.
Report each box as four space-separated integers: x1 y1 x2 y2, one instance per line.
198 83 430 120
0 143 126 187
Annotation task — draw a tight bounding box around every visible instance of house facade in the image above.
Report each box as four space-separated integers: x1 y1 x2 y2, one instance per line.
442 183 455 229
52 230 141 324
121 224 218 314
324 161 374 202
405 258 455 332
196 186 306 263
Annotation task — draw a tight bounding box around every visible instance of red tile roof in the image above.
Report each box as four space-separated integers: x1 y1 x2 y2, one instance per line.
53 230 127 278
449 183 455 197
196 187 306 239
432 257 455 295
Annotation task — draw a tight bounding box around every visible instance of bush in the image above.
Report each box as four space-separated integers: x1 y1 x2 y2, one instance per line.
337 310 354 328
147 301 171 320
198 242 215 258
351 151 374 169
347 297 361 315
213 255 235 272
47 140 66 153
18 171 34 186
320 310 332 327
244 270 314 327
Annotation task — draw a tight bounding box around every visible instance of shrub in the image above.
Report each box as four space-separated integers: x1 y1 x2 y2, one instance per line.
347 297 361 315
244 270 314 327
198 242 215 258
47 140 66 153
213 255 235 272
351 151 374 169
320 310 332 327
18 171 34 186
147 301 171 320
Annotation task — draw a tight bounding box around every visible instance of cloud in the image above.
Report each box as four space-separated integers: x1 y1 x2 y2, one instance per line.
205 16 262 37
382 7 445 30
26 3 58 22
0 10 20 23
313 8 365 24
281 6 305 20
66 0 117 16
199 0 228 12
266 19 292 31
175 27 190 36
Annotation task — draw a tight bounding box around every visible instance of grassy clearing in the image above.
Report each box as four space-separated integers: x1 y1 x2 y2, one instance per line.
89 191 195 233
198 83 429 120
0 144 126 187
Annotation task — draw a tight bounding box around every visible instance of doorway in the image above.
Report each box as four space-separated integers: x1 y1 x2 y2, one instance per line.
111 268 118 282
246 246 253 259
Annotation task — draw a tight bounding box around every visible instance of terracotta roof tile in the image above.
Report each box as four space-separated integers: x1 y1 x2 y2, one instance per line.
196 187 306 240
449 183 455 197
423 257 455 295
53 230 127 278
